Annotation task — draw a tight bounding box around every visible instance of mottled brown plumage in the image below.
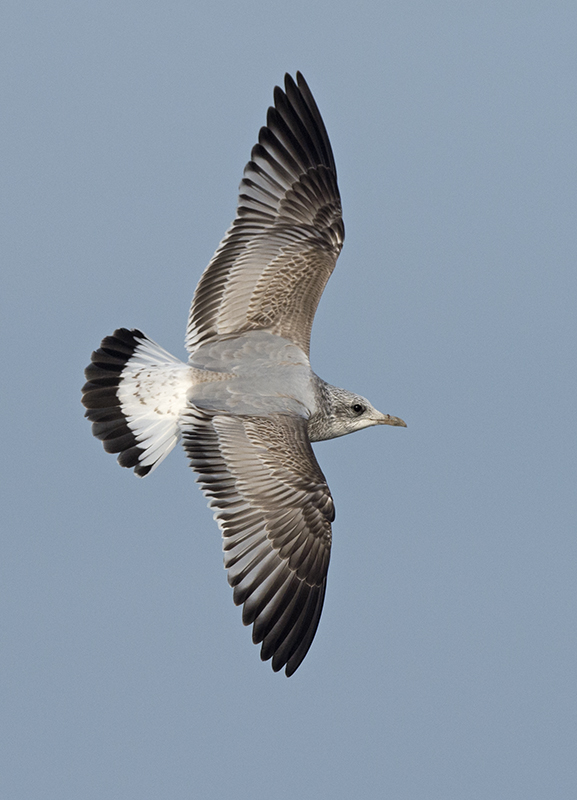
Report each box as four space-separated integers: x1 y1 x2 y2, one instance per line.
82 74 405 676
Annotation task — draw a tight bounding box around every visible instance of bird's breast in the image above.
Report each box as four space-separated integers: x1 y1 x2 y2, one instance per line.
187 330 316 418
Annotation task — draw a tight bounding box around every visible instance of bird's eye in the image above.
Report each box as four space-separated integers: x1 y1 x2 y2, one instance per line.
352 403 365 415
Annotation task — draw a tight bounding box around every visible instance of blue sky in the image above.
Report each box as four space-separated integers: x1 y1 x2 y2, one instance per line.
2 2 576 798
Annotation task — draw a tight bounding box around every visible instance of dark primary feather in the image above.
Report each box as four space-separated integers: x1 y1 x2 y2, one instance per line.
186 72 344 356
182 409 334 676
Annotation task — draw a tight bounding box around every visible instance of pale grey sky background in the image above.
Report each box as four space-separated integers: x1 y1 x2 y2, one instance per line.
2 2 576 798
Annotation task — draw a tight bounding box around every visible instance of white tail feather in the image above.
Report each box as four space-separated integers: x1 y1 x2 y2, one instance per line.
82 328 191 476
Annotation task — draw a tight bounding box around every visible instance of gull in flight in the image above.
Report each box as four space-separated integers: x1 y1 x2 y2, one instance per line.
82 73 406 676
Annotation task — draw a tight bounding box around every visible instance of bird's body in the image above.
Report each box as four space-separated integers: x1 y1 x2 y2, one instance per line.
82 73 405 676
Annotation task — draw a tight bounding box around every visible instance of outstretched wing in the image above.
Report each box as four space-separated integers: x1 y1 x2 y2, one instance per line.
181 409 334 676
186 72 344 357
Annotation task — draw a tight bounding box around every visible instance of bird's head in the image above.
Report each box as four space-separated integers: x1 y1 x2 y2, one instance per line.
308 384 406 442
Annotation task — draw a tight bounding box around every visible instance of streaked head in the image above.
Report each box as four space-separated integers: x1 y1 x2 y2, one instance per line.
308 384 406 442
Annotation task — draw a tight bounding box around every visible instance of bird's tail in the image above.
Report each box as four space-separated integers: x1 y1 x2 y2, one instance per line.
82 328 190 476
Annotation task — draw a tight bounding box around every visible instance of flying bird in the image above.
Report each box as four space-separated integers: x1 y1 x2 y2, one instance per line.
82 73 406 676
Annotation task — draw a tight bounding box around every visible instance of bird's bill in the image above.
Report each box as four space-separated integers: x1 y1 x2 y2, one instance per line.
374 412 407 427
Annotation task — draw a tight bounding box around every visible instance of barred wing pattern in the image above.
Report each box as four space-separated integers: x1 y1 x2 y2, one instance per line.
186 72 344 357
182 409 334 676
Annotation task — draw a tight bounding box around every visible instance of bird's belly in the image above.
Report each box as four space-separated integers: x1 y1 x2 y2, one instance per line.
187 331 316 417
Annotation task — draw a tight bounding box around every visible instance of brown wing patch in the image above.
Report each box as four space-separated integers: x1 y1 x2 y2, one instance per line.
186 73 344 357
182 409 334 675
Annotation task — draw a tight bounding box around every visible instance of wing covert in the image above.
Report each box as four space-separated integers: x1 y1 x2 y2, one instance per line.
181 408 334 676
186 72 344 357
